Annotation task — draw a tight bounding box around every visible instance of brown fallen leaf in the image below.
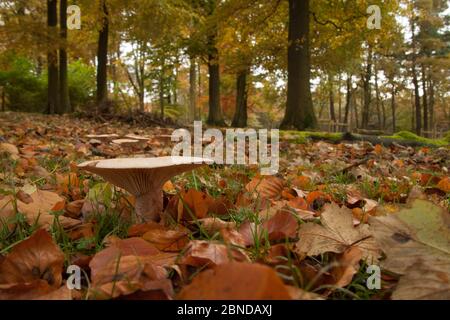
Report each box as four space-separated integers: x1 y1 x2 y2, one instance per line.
16 190 80 229
177 262 292 300
0 280 54 300
369 199 450 275
328 246 363 290
89 255 171 300
177 188 214 221
179 240 250 267
295 203 380 263
0 229 65 287
65 199 84 218
222 211 298 247
88 237 172 299
142 223 190 252
391 262 450 300
90 237 160 280
195 217 236 235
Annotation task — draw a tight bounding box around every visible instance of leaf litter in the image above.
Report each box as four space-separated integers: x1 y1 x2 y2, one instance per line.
0 112 449 300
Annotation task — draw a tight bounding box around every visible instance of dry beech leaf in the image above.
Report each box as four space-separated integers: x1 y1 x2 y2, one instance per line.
178 188 214 220
328 247 363 290
142 223 190 252
89 237 172 299
179 240 250 267
244 176 285 207
295 203 380 263
195 217 236 235
0 280 54 300
391 262 450 300
177 262 292 300
222 211 298 247
90 237 160 281
16 190 80 229
0 229 65 287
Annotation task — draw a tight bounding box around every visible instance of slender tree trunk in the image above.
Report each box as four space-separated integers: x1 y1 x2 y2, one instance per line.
207 49 225 126
159 65 165 118
361 47 372 129
59 0 71 114
1 87 5 111
338 74 342 123
329 74 336 123
429 76 434 131
173 58 179 105
280 0 316 130
232 69 249 127
96 0 109 112
391 83 396 133
411 17 421 135
47 0 59 115
344 75 352 126
189 57 197 122
421 64 428 134
374 65 382 129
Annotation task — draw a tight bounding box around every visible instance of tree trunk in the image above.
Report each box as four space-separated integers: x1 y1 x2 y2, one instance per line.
429 76 434 131
47 0 59 115
411 17 421 135
338 74 342 123
374 64 382 129
1 87 5 111
391 83 396 133
59 0 71 114
232 70 248 128
344 75 351 126
280 0 316 130
329 75 336 124
361 47 372 129
421 64 428 134
189 57 197 122
159 67 165 118
96 0 109 112
207 49 225 126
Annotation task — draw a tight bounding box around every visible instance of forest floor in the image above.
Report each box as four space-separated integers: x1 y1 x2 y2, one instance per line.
0 112 449 300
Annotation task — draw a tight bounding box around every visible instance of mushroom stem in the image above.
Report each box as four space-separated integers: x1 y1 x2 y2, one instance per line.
134 190 163 222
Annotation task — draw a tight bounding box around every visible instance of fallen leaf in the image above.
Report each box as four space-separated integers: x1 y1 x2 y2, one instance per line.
295 203 380 263
179 240 249 267
369 199 450 275
142 223 190 252
0 229 64 287
391 262 450 300
17 190 80 229
177 262 292 300
328 246 363 290
436 177 450 193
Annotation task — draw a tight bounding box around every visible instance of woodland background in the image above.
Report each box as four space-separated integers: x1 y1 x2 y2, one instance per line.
0 0 449 135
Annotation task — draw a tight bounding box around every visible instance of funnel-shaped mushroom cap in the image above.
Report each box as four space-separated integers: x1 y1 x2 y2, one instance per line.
78 156 213 221
78 156 212 195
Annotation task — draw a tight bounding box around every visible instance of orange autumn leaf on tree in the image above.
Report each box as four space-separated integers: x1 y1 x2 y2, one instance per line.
178 262 292 300
0 229 64 288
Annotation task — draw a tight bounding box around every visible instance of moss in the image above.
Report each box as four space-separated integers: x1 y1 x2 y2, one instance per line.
381 131 449 147
280 131 343 144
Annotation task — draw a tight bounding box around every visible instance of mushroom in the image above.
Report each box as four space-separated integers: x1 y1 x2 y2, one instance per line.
78 156 212 222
